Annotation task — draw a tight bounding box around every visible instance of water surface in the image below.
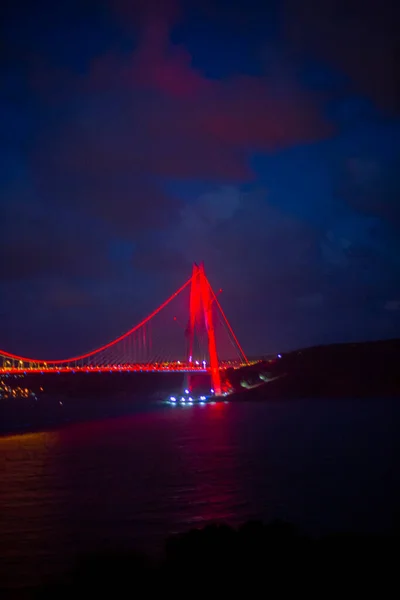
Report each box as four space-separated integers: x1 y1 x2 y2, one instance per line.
0 397 399 586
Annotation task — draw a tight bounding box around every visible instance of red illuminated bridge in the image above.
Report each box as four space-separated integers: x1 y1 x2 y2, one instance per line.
0 263 248 395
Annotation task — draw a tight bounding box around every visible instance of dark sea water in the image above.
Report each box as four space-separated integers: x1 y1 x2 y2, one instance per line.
0 396 399 587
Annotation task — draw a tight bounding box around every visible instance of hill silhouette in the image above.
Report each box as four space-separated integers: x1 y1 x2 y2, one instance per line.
228 338 400 399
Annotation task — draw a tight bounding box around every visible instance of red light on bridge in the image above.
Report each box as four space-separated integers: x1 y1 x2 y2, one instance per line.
0 263 247 371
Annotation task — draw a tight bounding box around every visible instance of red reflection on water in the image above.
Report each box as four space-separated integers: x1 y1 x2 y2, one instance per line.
0 402 244 586
0 431 66 586
172 402 241 526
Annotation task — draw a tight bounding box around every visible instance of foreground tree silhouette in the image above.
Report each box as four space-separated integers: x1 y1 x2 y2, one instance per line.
4 521 397 598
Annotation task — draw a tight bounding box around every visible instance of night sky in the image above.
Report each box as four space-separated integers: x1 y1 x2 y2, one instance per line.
1 0 399 358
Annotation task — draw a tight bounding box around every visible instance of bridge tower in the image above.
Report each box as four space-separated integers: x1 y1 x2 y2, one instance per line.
188 262 222 396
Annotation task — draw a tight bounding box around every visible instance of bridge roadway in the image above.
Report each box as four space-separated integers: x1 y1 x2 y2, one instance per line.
0 362 246 375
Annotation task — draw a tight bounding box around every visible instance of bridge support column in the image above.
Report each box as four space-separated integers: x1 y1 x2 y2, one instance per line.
187 264 200 365
199 263 221 396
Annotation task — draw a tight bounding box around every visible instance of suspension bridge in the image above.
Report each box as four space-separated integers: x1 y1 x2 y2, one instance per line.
0 263 248 395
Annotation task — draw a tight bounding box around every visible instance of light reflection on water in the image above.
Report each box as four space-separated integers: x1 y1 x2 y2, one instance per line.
0 397 399 587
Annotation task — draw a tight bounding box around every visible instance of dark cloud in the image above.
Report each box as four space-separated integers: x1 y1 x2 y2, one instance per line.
337 155 400 230
111 0 180 25
284 0 399 113
385 300 400 311
28 3 330 237
0 191 113 282
132 242 190 274
43 281 93 310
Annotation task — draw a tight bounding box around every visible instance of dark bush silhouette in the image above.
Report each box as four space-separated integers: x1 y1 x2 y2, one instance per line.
1 520 397 598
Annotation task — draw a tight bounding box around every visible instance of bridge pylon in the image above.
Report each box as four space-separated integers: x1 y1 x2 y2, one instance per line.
187 262 222 396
